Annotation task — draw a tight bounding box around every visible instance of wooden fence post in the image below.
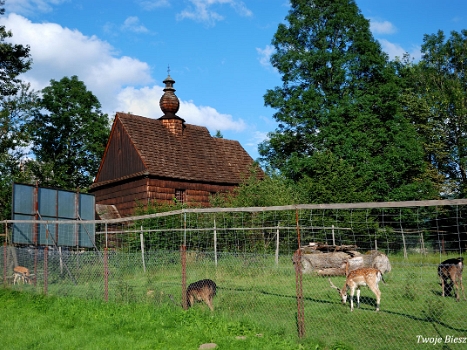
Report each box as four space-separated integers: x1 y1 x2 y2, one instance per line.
104 248 108 302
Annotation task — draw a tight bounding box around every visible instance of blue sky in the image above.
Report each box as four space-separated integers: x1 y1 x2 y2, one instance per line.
2 0 467 160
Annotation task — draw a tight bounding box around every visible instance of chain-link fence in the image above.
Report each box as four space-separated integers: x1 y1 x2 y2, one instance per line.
2 200 467 349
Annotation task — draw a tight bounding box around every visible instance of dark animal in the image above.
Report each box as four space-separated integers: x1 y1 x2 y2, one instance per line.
186 279 216 311
438 257 466 301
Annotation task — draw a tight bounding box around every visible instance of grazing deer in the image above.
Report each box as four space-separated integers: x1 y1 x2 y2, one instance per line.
13 266 31 285
438 257 466 302
329 267 384 311
186 279 216 311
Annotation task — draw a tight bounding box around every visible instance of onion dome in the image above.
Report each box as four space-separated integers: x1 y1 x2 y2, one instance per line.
159 74 180 116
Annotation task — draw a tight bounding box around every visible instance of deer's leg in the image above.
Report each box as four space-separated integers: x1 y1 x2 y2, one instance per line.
370 286 381 312
440 275 446 297
356 288 361 309
187 294 194 308
460 274 466 301
205 297 214 311
453 278 460 302
349 287 355 311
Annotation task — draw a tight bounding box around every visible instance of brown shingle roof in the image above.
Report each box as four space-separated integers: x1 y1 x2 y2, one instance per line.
93 112 258 186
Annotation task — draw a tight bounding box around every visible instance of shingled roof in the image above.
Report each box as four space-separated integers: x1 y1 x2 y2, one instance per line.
90 112 258 188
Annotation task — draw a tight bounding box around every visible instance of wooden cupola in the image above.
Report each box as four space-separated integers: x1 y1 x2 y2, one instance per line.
158 73 185 136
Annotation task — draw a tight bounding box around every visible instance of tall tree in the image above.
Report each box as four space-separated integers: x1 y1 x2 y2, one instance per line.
0 83 38 219
0 1 31 97
31 76 110 190
0 0 34 220
413 30 467 197
259 0 434 202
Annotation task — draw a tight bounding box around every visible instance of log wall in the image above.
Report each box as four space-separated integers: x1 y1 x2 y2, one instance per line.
91 176 236 217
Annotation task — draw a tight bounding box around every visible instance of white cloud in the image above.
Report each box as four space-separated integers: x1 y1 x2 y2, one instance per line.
1 13 153 114
378 38 421 61
1 13 246 132
256 45 275 69
116 85 164 117
369 19 397 35
177 0 252 26
116 85 246 132
180 100 246 131
5 0 66 16
121 16 149 33
246 130 269 148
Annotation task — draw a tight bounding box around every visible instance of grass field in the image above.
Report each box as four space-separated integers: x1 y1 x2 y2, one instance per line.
3 252 467 349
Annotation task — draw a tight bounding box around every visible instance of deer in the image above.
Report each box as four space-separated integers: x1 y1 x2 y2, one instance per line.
186 279 217 311
438 257 466 302
13 266 31 285
329 267 384 311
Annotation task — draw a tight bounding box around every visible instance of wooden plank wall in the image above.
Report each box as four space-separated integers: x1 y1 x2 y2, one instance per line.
92 177 236 217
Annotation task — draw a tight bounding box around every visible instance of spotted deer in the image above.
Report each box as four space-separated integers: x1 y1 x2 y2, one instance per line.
438 257 466 302
13 266 31 285
329 267 384 311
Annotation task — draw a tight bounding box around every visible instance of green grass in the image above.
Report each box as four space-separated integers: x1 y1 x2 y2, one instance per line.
0 289 325 350
4 252 467 349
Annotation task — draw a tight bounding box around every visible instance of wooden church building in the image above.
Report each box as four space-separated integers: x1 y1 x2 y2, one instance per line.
89 74 261 217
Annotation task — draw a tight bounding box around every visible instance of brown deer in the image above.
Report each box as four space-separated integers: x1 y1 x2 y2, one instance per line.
13 266 31 285
438 257 466 302
186 279 216 311
329 267 384 311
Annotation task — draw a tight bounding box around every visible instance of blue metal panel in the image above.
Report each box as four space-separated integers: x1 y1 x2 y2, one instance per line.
12 214 35 244
39 188 57 217
57 218 77 246
79 194 95 220
12 184 34 215
79 194 95 247
12 184 96 248
58 191 76 219
37 216 57 245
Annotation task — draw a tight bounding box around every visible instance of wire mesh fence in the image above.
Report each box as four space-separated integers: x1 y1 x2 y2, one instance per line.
2 200 467 349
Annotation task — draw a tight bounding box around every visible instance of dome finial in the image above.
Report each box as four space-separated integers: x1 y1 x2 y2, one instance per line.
159 71 180 116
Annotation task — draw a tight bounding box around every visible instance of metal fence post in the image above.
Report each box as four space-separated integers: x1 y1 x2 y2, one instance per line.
295 209 305 339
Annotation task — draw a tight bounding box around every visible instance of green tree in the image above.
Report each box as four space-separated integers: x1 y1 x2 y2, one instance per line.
0 1 31 97
393 54 446 198
0 0 34 220
411 30 467 197
210 170 298 208
31 76 110 190
0 83 38 219
259 0 434 202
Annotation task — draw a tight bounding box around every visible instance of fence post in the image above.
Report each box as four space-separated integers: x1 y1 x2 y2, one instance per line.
104 248 108 302
44 246 48 295
181 244 187 310
181 212 187 310
402 232 407 259
140 226 146 273
295 209 306 339
214 218 217 267
331 224 335 246
3 242 6 286
275 223 280 267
